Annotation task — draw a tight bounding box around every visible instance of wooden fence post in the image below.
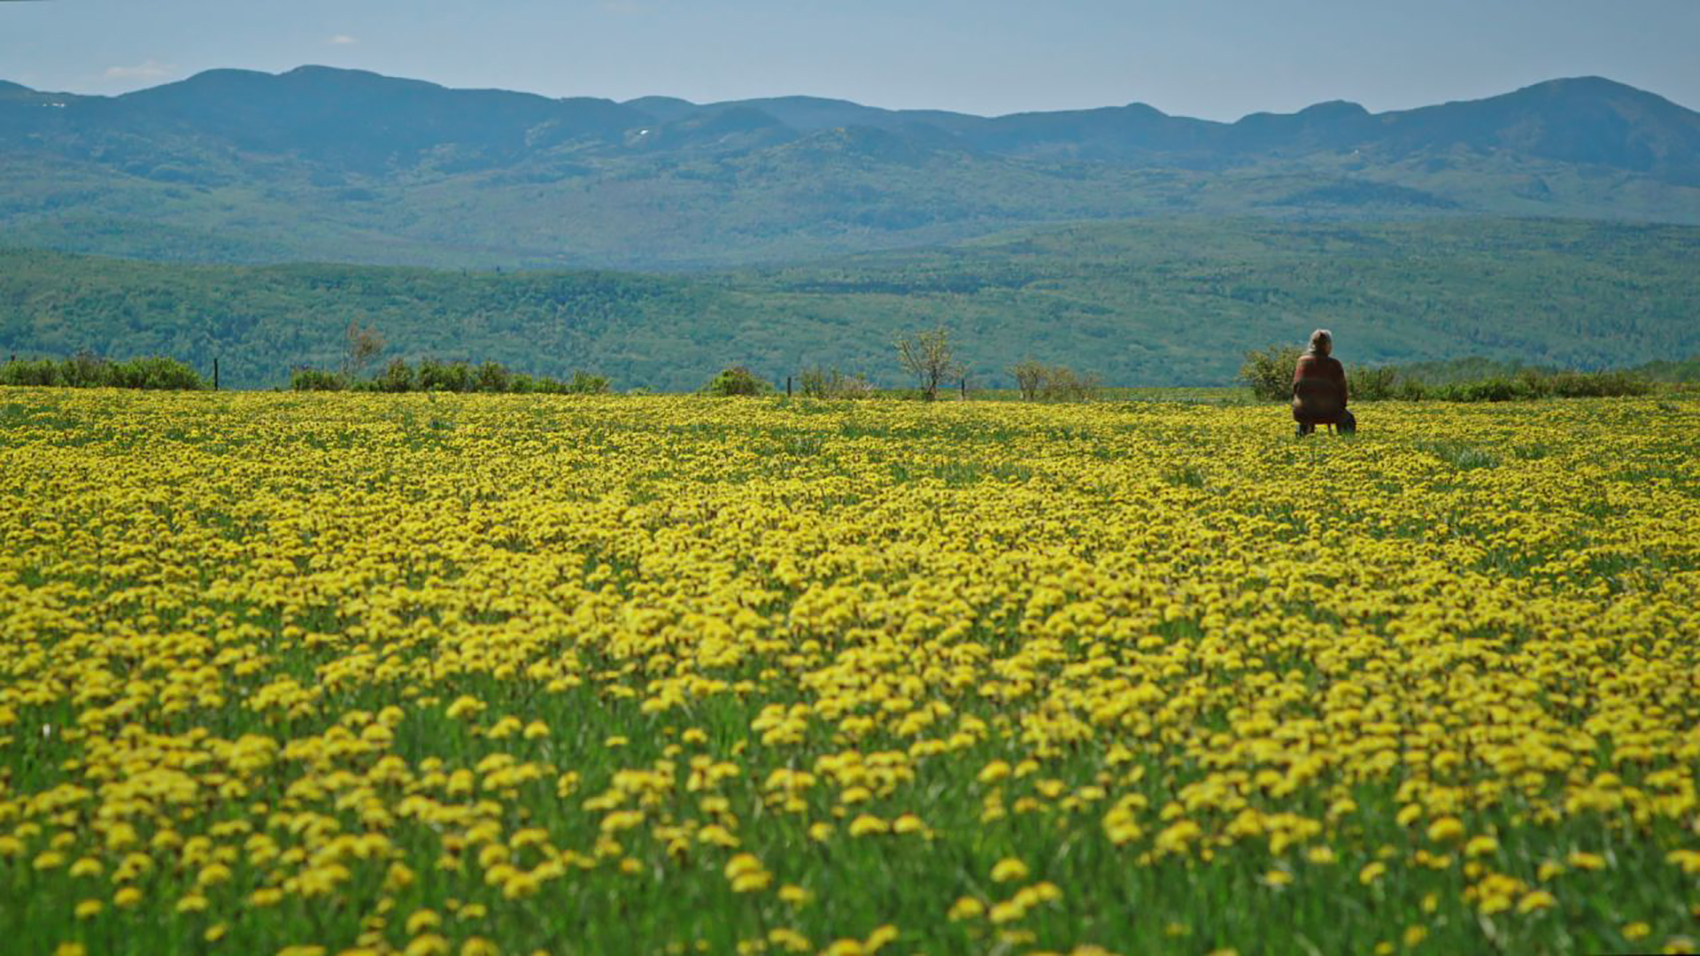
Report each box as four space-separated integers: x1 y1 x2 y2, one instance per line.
786 376 792 397
213 357 220 391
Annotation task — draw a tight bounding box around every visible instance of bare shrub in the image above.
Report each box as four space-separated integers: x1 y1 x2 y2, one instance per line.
1040 365 1102 402
895 327 960 402
342 321 385 381
800 366 872 399
1009 358 1046 401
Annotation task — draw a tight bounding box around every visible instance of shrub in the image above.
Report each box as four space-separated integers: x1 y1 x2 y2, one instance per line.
419 359 473 393
1546 370 1650 398
108 356 207 390
307 357 610 395
1385 357 1535 385
836 375 874 399
532 372 608 395
373 359 416 393
0 359 63 387
61 351 114 388
1436 377 1537 403
1632 355 1700 383
342 321 385 381
703 366 770 397
1009 359 1046 401
1240 346 1303 402
290 368 345 391
1351 366 1400 402
566 371 612 395
474 362 511 394
895 327 960 401
2 354 205 390
799 366 870 399
1395 378 1429 401
1039 365 1102 402
1344 363 1654 403
798 366 830 399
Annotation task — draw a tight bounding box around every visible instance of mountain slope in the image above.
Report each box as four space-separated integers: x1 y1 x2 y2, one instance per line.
3 68 1700 268
1363 77 1700 184
3 218 1696 390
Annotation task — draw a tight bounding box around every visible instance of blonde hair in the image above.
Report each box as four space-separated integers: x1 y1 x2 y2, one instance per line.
1309 329 1333 352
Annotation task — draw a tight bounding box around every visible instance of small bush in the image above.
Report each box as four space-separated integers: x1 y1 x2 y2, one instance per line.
798 366 830 399
109 356 207 390
895 327 959 401
297 358 609 395
567 371 611 395
0 359 63 387
474 362 511 394
341 322 385 381
1039 365 1102 402
836 375 874 399
1434 377 1539 403
703 366 770 397
799 366 870 399
1009 359 1047 401
1546 370 1650 398
63 351 113 388
1351 366 1399 402
290 368 345 392
1007 360 1099 402
373 359 416 393
419 359 473 393
1345 363 1654 403
1632 355 1700 383
2 354 205 390
1240 346 1303 402
1394 378 1429 401
531 371 609 395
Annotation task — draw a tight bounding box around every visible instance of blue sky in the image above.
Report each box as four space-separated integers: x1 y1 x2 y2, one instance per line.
2 0 1697 119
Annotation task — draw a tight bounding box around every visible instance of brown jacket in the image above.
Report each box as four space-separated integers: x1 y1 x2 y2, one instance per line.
1292 352 1348 423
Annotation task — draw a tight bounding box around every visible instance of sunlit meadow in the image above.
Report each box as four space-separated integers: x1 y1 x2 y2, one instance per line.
2 390 1698 956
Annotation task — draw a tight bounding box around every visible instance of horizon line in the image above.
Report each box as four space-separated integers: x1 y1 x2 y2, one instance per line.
4 64 1689 124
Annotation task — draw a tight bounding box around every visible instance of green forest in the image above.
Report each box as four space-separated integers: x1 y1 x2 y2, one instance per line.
3 217 1697 391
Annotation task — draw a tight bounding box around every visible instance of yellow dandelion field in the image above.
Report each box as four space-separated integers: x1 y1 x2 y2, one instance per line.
2 390 1698 955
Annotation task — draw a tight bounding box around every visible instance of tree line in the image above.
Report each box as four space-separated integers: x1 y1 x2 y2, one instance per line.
3 324 1692 402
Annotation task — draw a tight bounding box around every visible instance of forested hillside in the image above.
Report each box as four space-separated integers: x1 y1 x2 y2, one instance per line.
4 218 1697 390
4 67 1700 269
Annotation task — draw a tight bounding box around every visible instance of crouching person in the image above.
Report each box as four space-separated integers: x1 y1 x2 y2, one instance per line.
1293 329 1356 436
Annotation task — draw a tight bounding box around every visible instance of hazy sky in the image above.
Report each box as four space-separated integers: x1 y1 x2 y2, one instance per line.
3 0 1697 119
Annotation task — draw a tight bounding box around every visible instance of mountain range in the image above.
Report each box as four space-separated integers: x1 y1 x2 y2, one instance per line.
5 66 1700 269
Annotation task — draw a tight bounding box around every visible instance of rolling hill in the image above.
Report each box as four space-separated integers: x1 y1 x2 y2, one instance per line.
3 67 1700 269
3 218 1696 390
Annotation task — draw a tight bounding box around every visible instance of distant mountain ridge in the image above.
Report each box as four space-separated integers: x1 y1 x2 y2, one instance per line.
650 75 1700 179
3 66 1700 268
